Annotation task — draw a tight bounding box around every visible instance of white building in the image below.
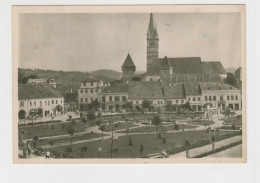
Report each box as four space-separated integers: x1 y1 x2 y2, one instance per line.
18 84 64 120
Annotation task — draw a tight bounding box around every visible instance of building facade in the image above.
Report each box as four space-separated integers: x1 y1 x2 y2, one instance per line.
18 84 64 120
78 77 103 112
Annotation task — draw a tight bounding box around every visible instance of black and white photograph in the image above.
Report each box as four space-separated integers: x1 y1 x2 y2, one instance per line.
12 5 246 163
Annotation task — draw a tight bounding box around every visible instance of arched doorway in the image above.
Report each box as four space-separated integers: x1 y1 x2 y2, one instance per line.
18 110 26 120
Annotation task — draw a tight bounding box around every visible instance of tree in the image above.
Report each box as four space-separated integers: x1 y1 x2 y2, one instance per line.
222 107 234 121
162 137 166 144
128 137 133 146
165 103 173 112
80 146 88 158
87 111 96 121
185 140 191 158
32 136 39 149
21 74 38 84
126 101 133 111
174 124 179 131
29 109 38 128
65 147 73 155
131 76 142 81
90 99 99 111
152 115 162 134
183 102 191 111
142 100 151 111
66 125 75 145
139 144 144 157
82 117 87 126
225 73 237 86
99 125 105 140
56 105 62 115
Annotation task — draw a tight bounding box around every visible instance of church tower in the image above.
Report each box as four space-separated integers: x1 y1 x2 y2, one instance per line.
147 13 159 74
121 53 136 82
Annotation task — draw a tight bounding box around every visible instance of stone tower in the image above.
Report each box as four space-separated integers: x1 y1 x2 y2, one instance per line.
121 53 136 82
147 13 159 74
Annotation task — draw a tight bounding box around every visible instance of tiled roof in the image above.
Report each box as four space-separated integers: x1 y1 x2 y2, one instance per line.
199 82 240 91
169 73 222 83
128 82 164 99
122 54 136 70
164 83 185 99
161 56 171 69
201 62 226 74
101 83 129 94
18 84 64 100
183 82 201 95
157 57 202 74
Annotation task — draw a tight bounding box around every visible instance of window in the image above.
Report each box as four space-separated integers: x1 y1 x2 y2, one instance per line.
91 89 93 93
115 96 120 102
20 101 24 107
227 96 230 100
40 101 42 107
91 98 93 102
205 96 208 101
52 100 54 104
80 98 83 103
85 98 88 103
45 101 47 106
34 101 36 106
122 96 127 101
193 97 196 101
198 97 200 101
91 82 93 86
220 95 223 101
102 96 106 102
176 100 179 104
29 101 32 107
81 89 83 93
231 96 234 100
188 97 190 101
209 96 212 101
235 95 238 100
109 96 112 102
85 89 88 93
48 101 50 106
181 100 184 104
213 96 216 101
56 100 58 104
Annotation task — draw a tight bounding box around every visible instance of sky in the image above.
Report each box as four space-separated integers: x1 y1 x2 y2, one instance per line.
19 13 242 72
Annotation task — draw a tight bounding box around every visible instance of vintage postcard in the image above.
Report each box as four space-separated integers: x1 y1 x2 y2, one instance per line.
12 5 246 164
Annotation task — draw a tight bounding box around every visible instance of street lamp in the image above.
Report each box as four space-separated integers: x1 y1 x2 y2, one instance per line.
110 120 114 158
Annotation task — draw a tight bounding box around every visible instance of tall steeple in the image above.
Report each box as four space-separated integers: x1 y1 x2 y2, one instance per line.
147 13 159 74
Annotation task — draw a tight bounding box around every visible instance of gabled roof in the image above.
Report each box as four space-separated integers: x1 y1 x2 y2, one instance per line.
101 83 129 94
122 54 136 70
161 56 171 69
199 82 240 91
201 61 226 74
183 82 201 95
18 84 64 100
157 57 202 74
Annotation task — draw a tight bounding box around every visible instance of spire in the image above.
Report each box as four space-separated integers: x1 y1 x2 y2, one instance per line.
147 13 158 37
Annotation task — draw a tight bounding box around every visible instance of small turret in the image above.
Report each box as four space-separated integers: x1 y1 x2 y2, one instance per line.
121 53 136 82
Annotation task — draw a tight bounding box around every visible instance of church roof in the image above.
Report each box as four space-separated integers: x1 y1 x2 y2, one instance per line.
128 82 164 99
122 54 136 70
201 61 226 74
18 84 64 100
157 57 202 74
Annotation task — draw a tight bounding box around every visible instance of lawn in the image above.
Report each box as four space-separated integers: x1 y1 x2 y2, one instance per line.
184 119 214 126
18 121 85 140
117 124 196 134
53 130 240 158
37 133 104 146
103 122 137 132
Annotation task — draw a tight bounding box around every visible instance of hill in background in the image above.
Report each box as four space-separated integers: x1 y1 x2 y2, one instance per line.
19 68 123 84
